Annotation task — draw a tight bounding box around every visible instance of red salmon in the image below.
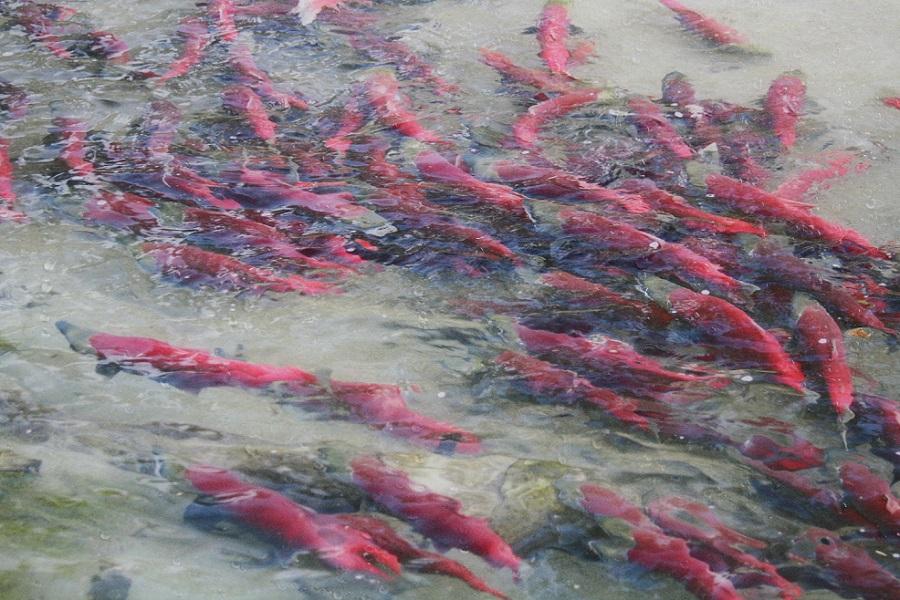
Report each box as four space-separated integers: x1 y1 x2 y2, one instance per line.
479 49 578 94
351 456 520 572
364 71 450 144
668 287 806 392
496 350 651 429
186 466 401 577
142 242 337 295
229 43 309 110
765 73 805 150
628 96 693 159
560 209 747 299
537 1 572 75
222 85 278 142
415 150 529 217
330 381 481 454
155 17 210 84
0 138 27 222
795 306 854 417
335 515 508 599
580 485 742 600
839 462 900 535
802 528 900 599
618 179 765 236
208 0 238 42
659 0 748 47
706 174 889 259
51 117 94 178
511 89 600 149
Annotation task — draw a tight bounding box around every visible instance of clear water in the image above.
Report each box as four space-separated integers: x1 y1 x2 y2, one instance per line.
0 1 898 598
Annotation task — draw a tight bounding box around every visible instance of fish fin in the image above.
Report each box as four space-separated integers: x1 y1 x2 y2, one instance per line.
56 320 99 355
95 362 121 378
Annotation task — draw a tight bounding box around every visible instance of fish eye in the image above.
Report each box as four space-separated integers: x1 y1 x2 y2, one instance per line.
820 537 831 545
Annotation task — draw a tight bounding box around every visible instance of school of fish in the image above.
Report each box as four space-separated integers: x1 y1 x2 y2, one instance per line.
2 0 899 598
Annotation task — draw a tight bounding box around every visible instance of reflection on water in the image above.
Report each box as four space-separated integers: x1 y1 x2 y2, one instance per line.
0 1 898 598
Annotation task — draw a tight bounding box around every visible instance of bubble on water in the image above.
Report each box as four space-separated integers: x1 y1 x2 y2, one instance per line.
740 375 753 382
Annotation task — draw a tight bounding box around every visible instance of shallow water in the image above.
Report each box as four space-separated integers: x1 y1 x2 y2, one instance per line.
0 1 898 599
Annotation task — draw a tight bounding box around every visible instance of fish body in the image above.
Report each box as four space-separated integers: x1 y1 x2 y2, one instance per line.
325 95 366 155
229 43 309 110
479 49 578 93
83 190 158 232
560 209 746 298
495 162 651 213
137 100 181 159
839 462 900 535
235 167 368 218
659 0 747 47
85 30 130 64
706 174 888 258
738 434 824 471
185 466 401 577
750 242 892 333
161 162 242 210
63 326 320 392
795 306 854 416
351 456 520 572
516 325 713 400
668 287 805 392
14 3 76 59
883 97 900 110
59 323 473 452
0 138 27 222
540 270 674 329
495 350 651 429
51 117 94 178
580 485 742 600
661 71 696 106
774 151 866 202
208 0 238 42
511 89 600 149
143 242 337 295
156 17 210 84
628 96 693 159
415 151 528 217
222 85 278 142
330 382 481 454
537 1 572 75
364 72 448 144
0 79 29 119
183 208 355 273
765 73 805 150
852 394 900 448
803 529 900 599
618 179 765 236
335 515 508 599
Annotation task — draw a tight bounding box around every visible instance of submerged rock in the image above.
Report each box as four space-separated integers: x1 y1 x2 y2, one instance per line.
491 459 595 555
0 388 52 443
88 569 131 600
0 448 41 475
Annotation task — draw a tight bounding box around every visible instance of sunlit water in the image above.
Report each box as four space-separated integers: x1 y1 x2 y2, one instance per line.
0 1 898 598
